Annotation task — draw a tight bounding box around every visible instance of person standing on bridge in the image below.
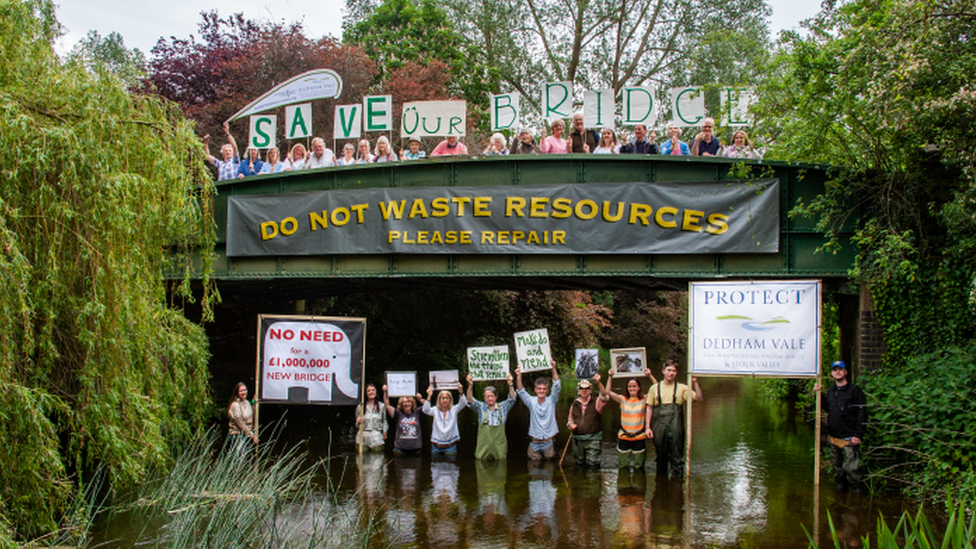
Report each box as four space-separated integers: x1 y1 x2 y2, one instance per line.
568 112 599 153
817 360 868 490
400 137 426 160
431 135 469 156
645 359 702 478
203 121 240 181
660 123 690 156
690 117 722 156
305 137 335 169
516 359 561 460
511 128 539 154
466 373 517 460
283 143 307 171
540 119 570 154
619 124 659 155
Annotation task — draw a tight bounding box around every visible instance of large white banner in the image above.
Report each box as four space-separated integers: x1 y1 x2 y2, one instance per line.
400 101 467 137
259 316 364 405
690 280 821 377
228 69 343 121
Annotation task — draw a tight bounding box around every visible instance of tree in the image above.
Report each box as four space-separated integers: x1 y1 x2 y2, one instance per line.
67 30 146 87
0 0 216 541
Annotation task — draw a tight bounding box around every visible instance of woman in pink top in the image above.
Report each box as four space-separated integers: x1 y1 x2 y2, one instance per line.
540 119 570 154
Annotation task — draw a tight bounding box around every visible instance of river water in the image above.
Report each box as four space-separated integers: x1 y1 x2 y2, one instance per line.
283 377 930 548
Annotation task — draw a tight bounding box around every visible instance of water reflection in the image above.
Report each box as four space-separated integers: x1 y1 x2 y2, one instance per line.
282 379 937 548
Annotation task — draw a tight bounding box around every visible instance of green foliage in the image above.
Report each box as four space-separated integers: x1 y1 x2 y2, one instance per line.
860 343 976 505
810 501 976 548
67 30 146 87
0 0 216 540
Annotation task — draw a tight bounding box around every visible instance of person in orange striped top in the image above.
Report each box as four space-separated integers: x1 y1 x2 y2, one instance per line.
604 368 657 470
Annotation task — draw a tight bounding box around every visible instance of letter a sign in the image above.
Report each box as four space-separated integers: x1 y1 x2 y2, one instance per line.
286 103 312 139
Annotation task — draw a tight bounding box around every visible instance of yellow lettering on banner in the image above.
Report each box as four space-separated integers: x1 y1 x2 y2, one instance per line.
655 206 679 228
330 207 350 227
403 231 416 243
482 231 495 244
431 231 444 244
446 231 458 244
460 231 472 244
431 197 450 217
309 211 327 231
498 231 510 244
388 231 401 243
603 201 625 222
452 197 471 216
417 231 428 244
553 231 566 244
473 196 492 217
261 221 278 240
527 232 540 244
682 209 705 232
629 203 652 225
513 230 525 243
280 217 298 235
706 213 730 235
350 203 369 223
530 197 550 218
408 198 429 219
506 196 526 217
552 198 572 219
575 199 598 220
380 201 405 220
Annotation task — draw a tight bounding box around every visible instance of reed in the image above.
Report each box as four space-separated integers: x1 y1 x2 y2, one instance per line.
808 502 976 548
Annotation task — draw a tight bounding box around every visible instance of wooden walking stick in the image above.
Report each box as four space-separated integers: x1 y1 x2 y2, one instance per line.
559 433 573 468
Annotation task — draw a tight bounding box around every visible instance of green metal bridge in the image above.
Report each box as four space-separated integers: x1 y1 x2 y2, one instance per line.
207 154 853 297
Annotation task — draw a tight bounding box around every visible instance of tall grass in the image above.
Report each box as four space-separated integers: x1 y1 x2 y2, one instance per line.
112 430 387 548
808 503 976 548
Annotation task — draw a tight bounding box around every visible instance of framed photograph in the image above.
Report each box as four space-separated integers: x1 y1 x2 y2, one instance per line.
386 372 417 398
610 347 646 378
429 370 460 391
575 348 599 380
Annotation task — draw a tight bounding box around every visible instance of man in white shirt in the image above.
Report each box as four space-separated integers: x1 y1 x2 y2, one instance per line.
305 137 335 169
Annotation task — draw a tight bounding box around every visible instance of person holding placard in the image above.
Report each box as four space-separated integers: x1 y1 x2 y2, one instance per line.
383 384 424 455
619 124 659 155
400 137 426 160
283 143 307 171
305 137 335 168
645 359 702 478
567 374 609 468
515 359 561 460
604 368 656 470
373 136 398 162
482 133 509 156
203 121 240 181
568 112 599 153
259 147 285 173
237 146 264 179
511 128 539 155
356 139 375 164
540 119 569 154
593 129 620 154
335 143 357 166
721 130 762 160
466 373 516 460
659 123 690 156
356 384 387 452
690 117 721 157
430 135 469 156
421 380 468 456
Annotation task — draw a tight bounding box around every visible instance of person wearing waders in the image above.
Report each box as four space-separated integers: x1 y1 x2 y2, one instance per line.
816 360 868 491
645 359 703 478
466 373 517 460
567 375 609 468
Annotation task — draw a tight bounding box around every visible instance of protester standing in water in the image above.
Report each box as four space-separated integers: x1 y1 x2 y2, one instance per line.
645 359 702 477
466 373 517 460
383 384 424 455
356 384 387 452
228 382 258 449
516 359 561 460
421 380 468 457
604 368 656 470
818 360 868 490
567 374 608 468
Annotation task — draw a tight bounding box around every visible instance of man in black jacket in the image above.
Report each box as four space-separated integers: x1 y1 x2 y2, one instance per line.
821 360 868 489
619 124 659 154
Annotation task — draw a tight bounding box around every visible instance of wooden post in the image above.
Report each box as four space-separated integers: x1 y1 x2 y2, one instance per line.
253 315 263 441
685 369 693 478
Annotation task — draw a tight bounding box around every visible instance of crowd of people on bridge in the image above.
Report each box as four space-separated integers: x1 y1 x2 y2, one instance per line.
204 115 763 182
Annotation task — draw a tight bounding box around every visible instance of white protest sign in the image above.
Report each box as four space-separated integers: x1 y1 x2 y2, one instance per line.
622 86 656 126
690 280 821 377
285 104 312 139
386 372 417 398
249 115 277 149
542 81 573 120
467 345 510 381
228 69 342 121
490 93 519 132
363 95 393 132
334 104 361 139
514 328 552 373
583 89 614 128
429 370 460 391
721 87 755 127
671 86 705 127
260 319 361 403
401 101 467 138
